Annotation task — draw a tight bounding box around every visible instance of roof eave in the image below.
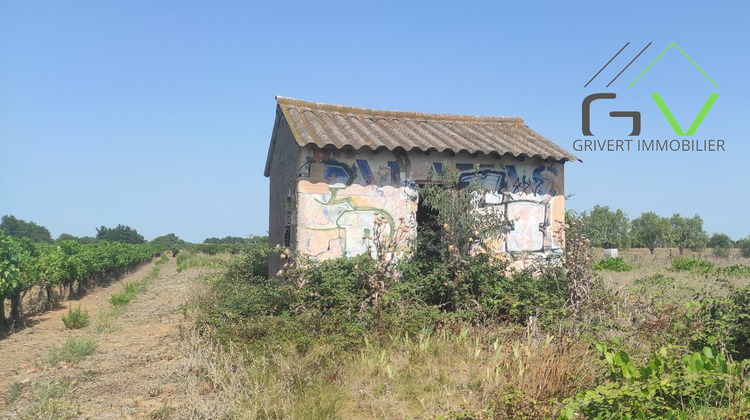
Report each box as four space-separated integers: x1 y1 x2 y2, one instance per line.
263 104 284 177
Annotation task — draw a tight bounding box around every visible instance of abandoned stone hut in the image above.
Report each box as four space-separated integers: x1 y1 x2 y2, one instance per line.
264 96 578 276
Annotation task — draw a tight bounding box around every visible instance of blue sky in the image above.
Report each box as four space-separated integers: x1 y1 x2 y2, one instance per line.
1 1 748 242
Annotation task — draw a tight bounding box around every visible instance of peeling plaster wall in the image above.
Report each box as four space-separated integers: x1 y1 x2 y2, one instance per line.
294 146 565 265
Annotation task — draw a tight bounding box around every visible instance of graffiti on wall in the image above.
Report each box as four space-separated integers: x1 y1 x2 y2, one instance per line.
457 165 559 197
457 166 561 253
297 151 563 260
297 182 416 258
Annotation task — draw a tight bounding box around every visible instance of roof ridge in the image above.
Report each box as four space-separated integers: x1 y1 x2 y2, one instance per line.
276 96 524 124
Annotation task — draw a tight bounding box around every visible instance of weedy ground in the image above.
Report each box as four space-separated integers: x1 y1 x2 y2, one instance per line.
175 247 750 419
3 248 749 419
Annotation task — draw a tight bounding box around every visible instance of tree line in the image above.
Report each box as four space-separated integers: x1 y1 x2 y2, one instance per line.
578 205 750 257
1 215 259 249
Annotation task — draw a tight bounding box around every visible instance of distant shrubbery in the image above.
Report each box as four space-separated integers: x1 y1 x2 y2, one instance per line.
0 215 53 243
96 224 146 244
203 236 262 245
593 256 633 272
672 256 715 273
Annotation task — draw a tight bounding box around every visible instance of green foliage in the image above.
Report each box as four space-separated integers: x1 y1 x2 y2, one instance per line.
593 257 634 272
631 212 672 254
47 337 98 365
682 287 750 361
175 251 232 271
634 273 674 289
738 236 750 259
150 233 186 250
0 232 25 300
670 213 708 254
0 215 52 243
109 290 133 306
183 242 246 255
62 305 90 329
398 253 569 326
671 256 715 273
199 255 366 350
417 163 508 260
56 233 97 244
147 403 175 419
671 256 750 281
110 280 148 307
580 205 631 249
716 264 750 277
96 224 146 244
201 239 576 354
225 240 268 279
1 238 159 318
8 380 25 403
561 338 750 419
175 253 189 271
709 232 733 258
203 235 263 245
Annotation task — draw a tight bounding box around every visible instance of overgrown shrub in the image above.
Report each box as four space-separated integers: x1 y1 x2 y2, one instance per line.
682 287 750 361
202 244 578 355
416 164 508 261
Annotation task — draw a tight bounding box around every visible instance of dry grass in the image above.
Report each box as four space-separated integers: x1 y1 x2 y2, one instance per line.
176 252 238 272
177 323 596 419
595 247 750 299
584 247 750 354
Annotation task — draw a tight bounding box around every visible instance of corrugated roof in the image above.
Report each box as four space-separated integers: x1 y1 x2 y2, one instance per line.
265 96 578 176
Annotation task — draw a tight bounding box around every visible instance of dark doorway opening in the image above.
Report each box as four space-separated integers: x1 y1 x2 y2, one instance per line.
415 192 442 259
416 196 438 230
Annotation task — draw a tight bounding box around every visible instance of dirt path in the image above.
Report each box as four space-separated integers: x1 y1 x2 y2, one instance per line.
0 256 212 419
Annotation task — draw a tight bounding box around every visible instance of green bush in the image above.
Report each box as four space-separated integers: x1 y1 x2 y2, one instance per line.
671 256 715 273
683 287 750 361
396 253 569 326
224 242 268 279
561 338 750 419
61 305 89 329
593 256 633 272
